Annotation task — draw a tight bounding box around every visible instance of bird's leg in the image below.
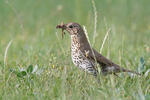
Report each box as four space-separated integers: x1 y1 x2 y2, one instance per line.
113 73 120 78
93 72 101 84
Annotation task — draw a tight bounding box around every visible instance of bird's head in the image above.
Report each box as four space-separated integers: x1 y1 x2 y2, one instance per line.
56 22 84 36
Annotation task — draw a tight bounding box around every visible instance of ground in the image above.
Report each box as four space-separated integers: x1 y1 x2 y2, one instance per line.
0 0 150 100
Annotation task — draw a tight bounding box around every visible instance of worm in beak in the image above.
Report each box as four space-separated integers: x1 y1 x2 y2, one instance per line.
56 22 66 39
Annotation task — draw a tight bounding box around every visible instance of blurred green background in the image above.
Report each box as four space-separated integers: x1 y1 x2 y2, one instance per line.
0 0 150 100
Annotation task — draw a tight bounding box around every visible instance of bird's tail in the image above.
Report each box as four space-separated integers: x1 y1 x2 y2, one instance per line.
121 68 141 75
101 66 141 76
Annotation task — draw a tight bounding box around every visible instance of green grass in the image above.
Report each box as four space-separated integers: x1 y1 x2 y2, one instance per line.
0 0 150 100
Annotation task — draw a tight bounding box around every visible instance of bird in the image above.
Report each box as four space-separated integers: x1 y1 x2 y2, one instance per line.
56 22 140 77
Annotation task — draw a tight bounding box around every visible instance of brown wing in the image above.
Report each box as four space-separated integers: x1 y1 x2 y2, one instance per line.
86 48 141 75
88 48 121 70
79 38 120 71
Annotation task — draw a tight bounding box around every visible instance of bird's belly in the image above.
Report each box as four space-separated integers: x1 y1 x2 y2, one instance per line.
71 40 97 75
71 52 88 69
71 50 96 75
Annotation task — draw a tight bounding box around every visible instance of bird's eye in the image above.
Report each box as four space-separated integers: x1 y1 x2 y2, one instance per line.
69 25 73 28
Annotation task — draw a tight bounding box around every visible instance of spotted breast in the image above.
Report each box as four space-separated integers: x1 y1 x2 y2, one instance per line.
71 35 98 76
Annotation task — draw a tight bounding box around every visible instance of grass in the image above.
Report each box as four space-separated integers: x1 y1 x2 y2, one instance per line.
0 0 150 100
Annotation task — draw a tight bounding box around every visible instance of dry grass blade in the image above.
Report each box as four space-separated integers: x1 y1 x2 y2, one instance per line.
83 26 90 43
3 40 13 85
100 28 111 53
4 40 13 66
92 0 98 46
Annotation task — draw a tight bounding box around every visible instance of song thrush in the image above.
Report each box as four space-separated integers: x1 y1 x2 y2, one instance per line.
56 22 140 77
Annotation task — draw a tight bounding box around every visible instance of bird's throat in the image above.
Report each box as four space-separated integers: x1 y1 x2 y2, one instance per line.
71 35 80 52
